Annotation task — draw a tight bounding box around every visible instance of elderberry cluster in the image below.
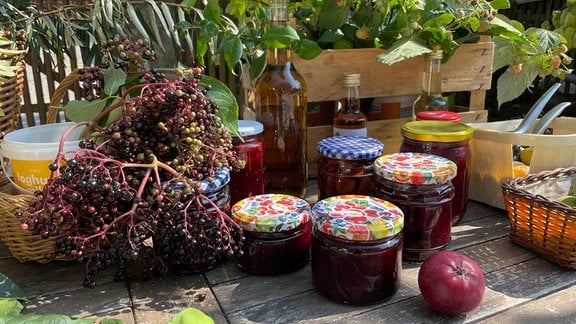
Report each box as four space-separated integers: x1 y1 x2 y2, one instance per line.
17 36 245 287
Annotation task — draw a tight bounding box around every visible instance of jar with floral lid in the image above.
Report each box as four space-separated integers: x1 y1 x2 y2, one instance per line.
230 119 265 205
316 135 384 200
231 193 312 275
373 153 456 262
399 120 472 225
154 167 233 273
311 195 404 304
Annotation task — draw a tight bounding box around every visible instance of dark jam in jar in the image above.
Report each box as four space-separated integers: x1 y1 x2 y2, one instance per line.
231 193 311 275
400 121 472 225
311 195 404 304
230 120 266 205
316 136 384 200
373 153 456 262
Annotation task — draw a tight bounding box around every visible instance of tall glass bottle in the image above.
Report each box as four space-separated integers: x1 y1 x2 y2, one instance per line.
255 0 308 197
412 50 448 119
333 73 367 136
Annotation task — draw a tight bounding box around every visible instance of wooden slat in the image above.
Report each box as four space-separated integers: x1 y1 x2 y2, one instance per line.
292 40 494 105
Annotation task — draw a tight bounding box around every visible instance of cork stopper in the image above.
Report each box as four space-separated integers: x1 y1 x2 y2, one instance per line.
343 73 361 88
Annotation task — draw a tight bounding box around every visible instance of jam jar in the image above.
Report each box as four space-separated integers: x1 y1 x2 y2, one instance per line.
154 168 232 273
231 193 312 275
400 120 472 225
373 153 456 262
311 195 404 305
316 136 384 200
230 120 266 205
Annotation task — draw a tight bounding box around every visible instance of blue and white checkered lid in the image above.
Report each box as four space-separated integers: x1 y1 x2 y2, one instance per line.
199 167 230 193
317 136 384 160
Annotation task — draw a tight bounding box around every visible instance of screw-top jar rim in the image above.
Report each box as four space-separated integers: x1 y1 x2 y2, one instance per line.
236 119 264 137
312 195 403 241
317 136 384 160
373 152 457 185
231 194 311 233
401 120 473 142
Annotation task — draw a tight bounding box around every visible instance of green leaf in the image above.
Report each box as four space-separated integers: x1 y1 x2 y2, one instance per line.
0 272 27 301
169 307 214 324
496 66 538 106
62 98 114 123
262 25 300 48
225 0 246 18
317 0 350 30
376 37 431 65
317 29 344 43
103 67 126 96
0 314 95 323
293 39 323 60
201 75 240 138
217 35 243 75
249 52 267 81
0 299 23 317
204 0 224 26
491 0 511 11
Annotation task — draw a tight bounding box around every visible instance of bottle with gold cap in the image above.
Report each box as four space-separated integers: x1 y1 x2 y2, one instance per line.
412 50 448 119
333 73 367 136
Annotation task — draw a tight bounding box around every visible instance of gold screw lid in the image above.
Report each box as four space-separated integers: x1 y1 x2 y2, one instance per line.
401 120 473 143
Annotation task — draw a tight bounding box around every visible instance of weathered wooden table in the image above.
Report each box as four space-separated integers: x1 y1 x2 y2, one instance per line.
1 180 576 323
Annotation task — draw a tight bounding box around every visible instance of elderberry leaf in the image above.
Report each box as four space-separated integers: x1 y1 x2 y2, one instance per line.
103 67 126 96
169 307 214 324
63 98 117 123
262 25 299 49
376 36 431 65
0 272 27 301
0 299 23 316
202 75 240 138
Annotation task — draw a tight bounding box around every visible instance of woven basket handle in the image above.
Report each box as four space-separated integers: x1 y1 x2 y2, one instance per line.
47 71 81 124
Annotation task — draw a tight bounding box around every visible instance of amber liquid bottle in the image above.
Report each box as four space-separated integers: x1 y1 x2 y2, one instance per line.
333 73 368 136
412 50 448 119
255 0 308 197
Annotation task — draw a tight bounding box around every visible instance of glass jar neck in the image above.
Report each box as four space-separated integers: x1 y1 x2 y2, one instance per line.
421 51 443 96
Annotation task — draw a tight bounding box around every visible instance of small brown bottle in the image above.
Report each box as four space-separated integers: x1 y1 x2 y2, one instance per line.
333 73 368 136
412 50 448 119
254 0 308 197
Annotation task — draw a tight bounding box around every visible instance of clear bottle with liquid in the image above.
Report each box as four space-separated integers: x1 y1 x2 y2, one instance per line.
255 0 308 197
412 50 448 119
333 73 367 136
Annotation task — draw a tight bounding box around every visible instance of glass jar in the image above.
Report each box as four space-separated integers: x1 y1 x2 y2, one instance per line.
400 121 472 225
316 136 384 200
230 120 266 205
154 168 232 273
311 195 404 305
373 153 456 262
231 193 311 275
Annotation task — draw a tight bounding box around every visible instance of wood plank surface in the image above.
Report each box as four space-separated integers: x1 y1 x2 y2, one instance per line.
1 180 576 323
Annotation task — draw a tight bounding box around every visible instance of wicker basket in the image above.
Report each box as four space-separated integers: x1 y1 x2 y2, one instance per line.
501 167 576 269
0 71 79 263
0 61 25 138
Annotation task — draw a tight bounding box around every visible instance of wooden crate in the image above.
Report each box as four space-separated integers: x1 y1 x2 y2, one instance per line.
290 38 495 177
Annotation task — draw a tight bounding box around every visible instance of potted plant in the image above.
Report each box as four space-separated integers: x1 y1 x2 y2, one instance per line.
15 35 247 287
289 0 572 107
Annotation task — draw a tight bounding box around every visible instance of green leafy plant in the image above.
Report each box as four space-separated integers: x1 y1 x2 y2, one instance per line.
291 0 572 107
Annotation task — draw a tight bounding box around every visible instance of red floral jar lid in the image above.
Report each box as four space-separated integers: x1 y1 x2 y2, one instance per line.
311 195 404 241
231 194 311 233
373 152 457 185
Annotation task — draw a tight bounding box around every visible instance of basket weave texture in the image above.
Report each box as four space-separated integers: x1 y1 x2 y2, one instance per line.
0 61 24 138
0 71 79 263
502 167 576 269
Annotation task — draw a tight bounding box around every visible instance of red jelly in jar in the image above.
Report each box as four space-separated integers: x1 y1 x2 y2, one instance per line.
373 153 456 262
311 195 404 304
400 121 472 225
316 136 384 200
230 120 265 205
231 194 311 275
